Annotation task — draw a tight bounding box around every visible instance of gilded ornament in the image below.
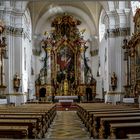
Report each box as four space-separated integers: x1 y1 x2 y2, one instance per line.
0 20 5 34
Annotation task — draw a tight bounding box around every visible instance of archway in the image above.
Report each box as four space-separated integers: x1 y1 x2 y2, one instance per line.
39 88 46 98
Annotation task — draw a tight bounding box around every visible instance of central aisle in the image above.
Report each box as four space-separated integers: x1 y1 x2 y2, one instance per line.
45 111 91 140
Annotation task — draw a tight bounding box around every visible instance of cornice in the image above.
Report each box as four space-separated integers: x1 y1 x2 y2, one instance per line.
106 27 130 38
6 26 23 36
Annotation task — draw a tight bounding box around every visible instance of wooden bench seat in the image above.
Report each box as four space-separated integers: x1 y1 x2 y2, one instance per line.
0 104 57 139
0 111 53 134
82 109 140 131
99 116 140 139
77 105 138 125
0 114 45 138
0 104 56 138
0 126 28 139
0 119 38 139
109 122 140 139
91 112 140 138
0 104 56 130
127 133 140 139
77 103 140 139
87 109 140 127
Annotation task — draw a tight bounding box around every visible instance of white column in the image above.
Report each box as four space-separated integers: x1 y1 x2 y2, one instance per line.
116 9 131 92
80 47 85 84
106 11 117 92
47 47 51 84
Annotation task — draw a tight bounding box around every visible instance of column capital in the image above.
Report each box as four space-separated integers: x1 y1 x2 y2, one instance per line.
123 8 131 16
106 10 116 17
106 11 117 30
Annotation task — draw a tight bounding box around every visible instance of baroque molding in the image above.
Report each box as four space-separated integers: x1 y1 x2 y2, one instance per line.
6 25 23 36
90 49 98 57
106 27 130 38
107 91 124 95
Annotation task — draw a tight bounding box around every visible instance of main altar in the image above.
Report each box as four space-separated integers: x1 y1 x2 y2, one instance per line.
35 13 96 101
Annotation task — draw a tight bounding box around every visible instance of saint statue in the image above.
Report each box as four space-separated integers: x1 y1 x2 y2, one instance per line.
13 73 20 92
111 72 117 91
63 75 68 95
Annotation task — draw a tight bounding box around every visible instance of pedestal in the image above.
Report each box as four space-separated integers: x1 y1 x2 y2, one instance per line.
6 93 27 106
0 85 6 98
123 98 135 103
105 92 123 105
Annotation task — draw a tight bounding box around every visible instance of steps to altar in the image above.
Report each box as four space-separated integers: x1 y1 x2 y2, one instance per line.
54 96 78 111
56 102 77 111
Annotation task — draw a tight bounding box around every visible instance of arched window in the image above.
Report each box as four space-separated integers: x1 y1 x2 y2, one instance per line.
99 9 106 42
131 1 140 16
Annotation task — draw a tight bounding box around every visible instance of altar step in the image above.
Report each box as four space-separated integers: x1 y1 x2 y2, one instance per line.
56 103 78 111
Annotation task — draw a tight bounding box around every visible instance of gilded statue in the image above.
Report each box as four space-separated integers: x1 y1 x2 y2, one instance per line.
64 76 68 95
134 8 140 33
0 20 5 34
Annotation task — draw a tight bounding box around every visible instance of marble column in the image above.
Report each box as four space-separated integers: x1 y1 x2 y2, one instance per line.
46 47 52 84
80 47 85 84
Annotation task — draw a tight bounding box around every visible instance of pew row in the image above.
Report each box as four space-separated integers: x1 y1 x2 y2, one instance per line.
76 103 140 139
0 103 56 139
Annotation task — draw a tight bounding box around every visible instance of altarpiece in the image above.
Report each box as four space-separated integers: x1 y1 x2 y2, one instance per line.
35 14 96 99
125 8 140 97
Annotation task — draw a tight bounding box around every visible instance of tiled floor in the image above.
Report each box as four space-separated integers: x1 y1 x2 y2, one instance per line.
45 111 91 140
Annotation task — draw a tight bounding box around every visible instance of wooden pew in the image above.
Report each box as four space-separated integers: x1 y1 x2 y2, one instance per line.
0 126 28 139
0 114 44 138
99 116 140 139
77 104 140 137
0 109 55 129
77 103 138 125
0 104 57 139
0 110 52 132
78 107 140 133
86 108 140 128
87 109 140 129
91 112 140 138
109 122 140 139
77 103 140 139
0 119 38 139
0 105 56 127
127 133 140 139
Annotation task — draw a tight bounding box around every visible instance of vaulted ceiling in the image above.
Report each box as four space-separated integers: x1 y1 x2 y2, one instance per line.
27 1 130 36
27 1 102 36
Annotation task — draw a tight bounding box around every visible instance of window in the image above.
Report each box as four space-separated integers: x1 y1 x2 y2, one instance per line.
131 1 140 15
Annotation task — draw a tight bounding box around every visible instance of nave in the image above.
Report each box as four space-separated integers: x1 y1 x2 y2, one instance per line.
0 102 139 139
45 111 91 140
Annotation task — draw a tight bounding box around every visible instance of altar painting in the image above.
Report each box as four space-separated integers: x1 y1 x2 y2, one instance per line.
56 45 75 95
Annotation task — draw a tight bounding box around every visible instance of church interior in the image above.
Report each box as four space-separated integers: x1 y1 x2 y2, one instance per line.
0 0 140 139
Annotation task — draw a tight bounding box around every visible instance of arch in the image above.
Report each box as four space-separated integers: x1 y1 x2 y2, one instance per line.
35 5 96 37
108 1 115 11
99 1 109 11
39 87 46 97
131 1 140 16
24 8 32 40
99 9 106 42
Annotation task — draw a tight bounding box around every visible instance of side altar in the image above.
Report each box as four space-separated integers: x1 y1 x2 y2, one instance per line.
35 14 96 101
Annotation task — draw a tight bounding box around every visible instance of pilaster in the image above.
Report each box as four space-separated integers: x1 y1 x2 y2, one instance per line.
105 9 131 93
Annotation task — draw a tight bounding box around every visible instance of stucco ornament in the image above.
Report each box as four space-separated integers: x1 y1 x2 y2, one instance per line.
134 8 140 33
